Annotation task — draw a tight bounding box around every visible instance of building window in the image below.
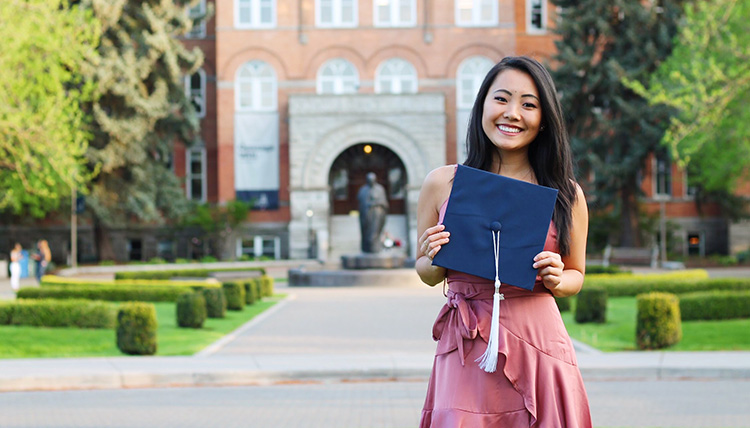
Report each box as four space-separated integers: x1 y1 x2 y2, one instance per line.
186 0 207 38
375 58 417 94
317 58 359 94
186 146 207 202
374 0 415 27
316 0 357 28
184 69 206 118
236 61 277 111
456 56 493 162
238 236 281 259
455 0 497 27
527 0 546 33
236 0 276 28
654 151 672 197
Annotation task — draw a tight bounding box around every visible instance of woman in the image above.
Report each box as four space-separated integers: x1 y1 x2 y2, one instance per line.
416 56 592 427
9 243 23 292
32 239 51 283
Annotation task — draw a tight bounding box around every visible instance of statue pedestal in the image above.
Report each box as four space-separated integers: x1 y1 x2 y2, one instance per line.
340 253 407 270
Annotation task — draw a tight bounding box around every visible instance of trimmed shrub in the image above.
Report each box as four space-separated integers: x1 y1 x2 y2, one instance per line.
555 296 571 312
18 285 189 302
41 275 221 290
584 271 750 297
636 292 682 350
679 290 750 321
114 267 266 280
222 282 245 311
243 279 258 305
575 286 607 323
203 287 227 318
176 292 207 328
0 299 116 328
586 265 629 275
260 275 274 298
117 302 157 355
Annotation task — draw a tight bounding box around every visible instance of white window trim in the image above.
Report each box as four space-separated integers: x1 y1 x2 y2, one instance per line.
526 0 547 34
235 0 277 29
455 0 498 27
316 59 360 94
186 146 207 203
237 235 281 259
316 0 358 28
235 61 278 112
653 153 673 198
456 56 493 109
186 0 207 38
374 58 418 94
374 0 416 28
185 68 206 119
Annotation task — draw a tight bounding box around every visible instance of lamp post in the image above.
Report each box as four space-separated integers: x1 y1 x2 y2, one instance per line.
306 208 314 259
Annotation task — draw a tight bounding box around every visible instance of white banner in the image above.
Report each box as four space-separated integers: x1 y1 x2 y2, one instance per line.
234 112 279 209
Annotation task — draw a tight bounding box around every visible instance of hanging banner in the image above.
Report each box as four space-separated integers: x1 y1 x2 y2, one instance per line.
234 112 279 210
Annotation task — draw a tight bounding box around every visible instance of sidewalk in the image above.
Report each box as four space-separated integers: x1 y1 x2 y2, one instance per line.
1 265 749 392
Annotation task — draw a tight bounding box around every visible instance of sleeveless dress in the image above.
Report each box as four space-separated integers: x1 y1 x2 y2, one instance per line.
419 200 592 428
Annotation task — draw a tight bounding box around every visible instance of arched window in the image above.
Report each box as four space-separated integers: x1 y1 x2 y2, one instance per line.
317 59 359 94
236 61 277 111
184 68 206 118
456 56 493 162
375 58 418 94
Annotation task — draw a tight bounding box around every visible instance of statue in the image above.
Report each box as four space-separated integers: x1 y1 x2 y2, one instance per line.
357 172 389 253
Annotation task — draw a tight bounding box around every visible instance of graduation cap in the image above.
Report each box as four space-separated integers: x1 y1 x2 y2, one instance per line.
431 164 558 372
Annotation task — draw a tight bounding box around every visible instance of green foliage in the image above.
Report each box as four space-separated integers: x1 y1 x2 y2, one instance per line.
244 279 260 305
555 296 571 312
585 265 630 275
18 285 192 302
0 299 115 328
181 199 252 259
114 267 266 280
222 282 245 311
41 275 221 289
575 287 607 323
628 0 750 208
260 275 274 298
176 292 206 328
680 290 750 321
116 302 157 355
0 0 100 216
202 287 227 318
636 292 682 349
550 0 688 246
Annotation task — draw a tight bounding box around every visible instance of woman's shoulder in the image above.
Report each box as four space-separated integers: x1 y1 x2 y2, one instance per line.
424 165 456 186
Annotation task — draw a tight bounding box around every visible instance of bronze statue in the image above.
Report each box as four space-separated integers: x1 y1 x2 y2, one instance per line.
357 172 389 253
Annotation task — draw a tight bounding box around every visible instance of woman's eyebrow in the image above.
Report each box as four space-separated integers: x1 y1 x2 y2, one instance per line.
493 88 539 101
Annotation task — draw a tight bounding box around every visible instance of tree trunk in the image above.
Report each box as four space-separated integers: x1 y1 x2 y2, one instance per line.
619 185 642 247
93 217 116 262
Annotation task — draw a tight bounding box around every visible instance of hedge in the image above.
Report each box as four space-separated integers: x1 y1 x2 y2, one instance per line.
555 297 571 312
244 279 260 305
584 271 750 297
0 299 116 328
222 282 245 311
176 292 207 328
203 287 227 318
586 265 630 275
18 285 193 302
117 302 157 355
114 267 266 280
679 290 750 321
575 287 607 323
260 275 274 297
41 275 221 290
636 292 682 350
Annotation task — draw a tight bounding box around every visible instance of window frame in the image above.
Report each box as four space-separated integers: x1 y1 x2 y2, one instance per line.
235 61 278 112
184 68 206 119
653 151 673 198
186 0 207 38
526 0 547 34
316 0 358 28
316 58 360 94
374 58 418 94
186 146 207 203
374 0 416 28
455 0 498 27
235 0 277 29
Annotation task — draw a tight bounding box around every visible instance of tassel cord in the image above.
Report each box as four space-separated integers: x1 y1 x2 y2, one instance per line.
476 230 504 373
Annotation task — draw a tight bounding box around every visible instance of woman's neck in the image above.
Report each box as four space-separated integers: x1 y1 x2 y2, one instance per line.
492 153 535 183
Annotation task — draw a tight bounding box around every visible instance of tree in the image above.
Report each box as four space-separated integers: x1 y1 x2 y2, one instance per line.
183 200 252 260
627 0 750 216
80 0 207 260
0 0 99 217
550 0 688 247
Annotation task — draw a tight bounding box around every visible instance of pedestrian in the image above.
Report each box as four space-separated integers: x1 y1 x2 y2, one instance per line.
9 243 23 292
416 56 592 427
32 239 51 283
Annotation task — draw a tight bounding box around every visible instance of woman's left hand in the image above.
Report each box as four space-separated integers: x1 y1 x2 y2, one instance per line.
533 251 565 291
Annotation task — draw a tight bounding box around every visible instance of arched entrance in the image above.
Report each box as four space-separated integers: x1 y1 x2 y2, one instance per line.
328 143 408 258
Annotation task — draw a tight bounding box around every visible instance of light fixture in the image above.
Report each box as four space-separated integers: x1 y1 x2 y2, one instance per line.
363 144 372 154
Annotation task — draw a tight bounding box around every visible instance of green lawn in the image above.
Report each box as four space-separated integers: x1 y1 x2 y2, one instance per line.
0 295 285 359
561 297 750 351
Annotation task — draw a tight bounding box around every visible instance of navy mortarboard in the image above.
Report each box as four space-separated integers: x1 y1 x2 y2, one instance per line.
431 164 558 372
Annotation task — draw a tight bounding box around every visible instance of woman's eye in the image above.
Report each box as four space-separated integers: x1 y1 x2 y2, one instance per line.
494 96 507 103
523 102 538 109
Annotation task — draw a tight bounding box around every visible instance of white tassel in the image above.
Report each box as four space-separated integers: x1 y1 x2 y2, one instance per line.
476 278 504 372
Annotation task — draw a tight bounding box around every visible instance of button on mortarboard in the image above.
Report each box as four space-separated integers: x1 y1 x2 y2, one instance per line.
432 164 558 291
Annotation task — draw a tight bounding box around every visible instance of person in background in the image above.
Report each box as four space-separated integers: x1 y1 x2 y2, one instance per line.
9 243 23 292
32 239 51 283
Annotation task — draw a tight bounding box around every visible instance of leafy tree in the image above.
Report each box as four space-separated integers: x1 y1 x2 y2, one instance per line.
627 0 750 217
80 0 206 260
182 200 252 260
0 0 99 217
550 0 688 247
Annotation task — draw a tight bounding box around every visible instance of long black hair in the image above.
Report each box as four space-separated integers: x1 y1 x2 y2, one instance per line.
463 56 578 255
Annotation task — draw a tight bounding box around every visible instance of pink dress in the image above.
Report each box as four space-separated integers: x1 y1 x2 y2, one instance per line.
419 201 592 427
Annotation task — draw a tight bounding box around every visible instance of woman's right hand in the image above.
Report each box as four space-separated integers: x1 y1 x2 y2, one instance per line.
418 224 450 261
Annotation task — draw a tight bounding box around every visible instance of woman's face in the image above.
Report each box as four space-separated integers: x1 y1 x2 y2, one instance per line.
481 69 542 155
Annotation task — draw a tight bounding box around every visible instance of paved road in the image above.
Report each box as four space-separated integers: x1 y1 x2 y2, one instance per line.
0 379 748 427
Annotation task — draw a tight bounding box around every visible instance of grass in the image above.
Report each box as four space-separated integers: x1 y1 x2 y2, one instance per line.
561 297 750 351
0 295 286 359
